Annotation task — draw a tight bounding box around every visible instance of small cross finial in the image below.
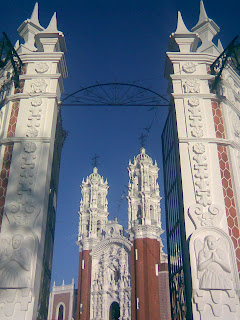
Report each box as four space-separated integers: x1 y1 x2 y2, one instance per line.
138 133 147 148
91 153 100 168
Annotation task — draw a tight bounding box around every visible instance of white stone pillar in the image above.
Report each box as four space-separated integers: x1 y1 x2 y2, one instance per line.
0 4 67 320
165 3 240 319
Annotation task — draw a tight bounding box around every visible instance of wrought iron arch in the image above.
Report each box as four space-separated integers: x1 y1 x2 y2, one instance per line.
60 82 169 107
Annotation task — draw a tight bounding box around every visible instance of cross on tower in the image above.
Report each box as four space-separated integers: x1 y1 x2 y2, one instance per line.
138 133 147 148
91 153 100 168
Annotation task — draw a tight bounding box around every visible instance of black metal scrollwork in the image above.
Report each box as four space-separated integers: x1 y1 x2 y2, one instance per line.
0 32 23 88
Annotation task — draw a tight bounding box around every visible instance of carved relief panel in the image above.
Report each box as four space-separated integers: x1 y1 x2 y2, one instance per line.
190 227 239 318
0 226 38 319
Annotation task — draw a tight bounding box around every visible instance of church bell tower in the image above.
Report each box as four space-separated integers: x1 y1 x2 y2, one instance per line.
76 166 110 320
127 147 163 320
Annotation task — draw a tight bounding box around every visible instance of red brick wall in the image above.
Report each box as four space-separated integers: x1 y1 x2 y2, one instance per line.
131 238 161 320
212 101 240 275
0 76 26 229
52 292 70 320
76 250 92 320
159 263 171 320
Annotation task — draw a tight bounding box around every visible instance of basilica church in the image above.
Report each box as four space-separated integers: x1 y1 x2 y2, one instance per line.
47 148 171 320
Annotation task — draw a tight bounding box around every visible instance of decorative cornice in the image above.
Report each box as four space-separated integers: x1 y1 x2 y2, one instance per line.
171 93 218 100
170 74 214 80
7 93 58 103
128 225 163 241
18 52 64 62
0 137 51 145
179 137 240 151
19 74 61 80
166 52 218 63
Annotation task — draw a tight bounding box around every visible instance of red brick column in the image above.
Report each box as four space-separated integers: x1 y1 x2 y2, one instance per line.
130 245 136 320
212 101 240 275
76 249 92 320
159 263 171 320
132 238 161 320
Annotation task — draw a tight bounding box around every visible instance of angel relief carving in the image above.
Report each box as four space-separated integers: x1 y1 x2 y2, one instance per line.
190 228 240 317
195 235 232 290
0 234 33 288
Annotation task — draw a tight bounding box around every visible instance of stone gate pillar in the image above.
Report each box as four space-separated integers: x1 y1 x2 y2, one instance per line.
0 4 67 320
163 2 240 319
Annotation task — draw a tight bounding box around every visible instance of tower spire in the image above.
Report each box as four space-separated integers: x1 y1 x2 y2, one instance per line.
191 1 220 54
17 2 44 51
78 168 109 243
196 0 209 26
169 11 199 53
44 12 59 33
127 148 162 231
30 2 42 29
175 11 191 35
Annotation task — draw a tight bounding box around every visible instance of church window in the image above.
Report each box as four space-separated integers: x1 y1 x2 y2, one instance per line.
86 220 90 236
137 205 142 224
98 193 102 206
114 269 120 282
58 304 64 320
149 176 153 191
97 220 101 235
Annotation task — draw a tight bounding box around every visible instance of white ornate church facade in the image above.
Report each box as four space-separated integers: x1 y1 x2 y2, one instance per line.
75 147 170 320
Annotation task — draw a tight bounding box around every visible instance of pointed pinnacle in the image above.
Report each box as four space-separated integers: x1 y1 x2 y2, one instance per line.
175 11 191 35
197 0 209 25
30 3 42 28
45 12 59 33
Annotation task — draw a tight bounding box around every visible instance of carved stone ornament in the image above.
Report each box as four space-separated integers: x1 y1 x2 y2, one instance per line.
35 62 49 74
31 97 42 107
5 142 40 227
26 127 39 138
30 78 47 94
188 98 203 138
188 204 223 228
188 97 199 107
183 79 200 93
0 226 37 318
227 88 235 104
232 112 240 137
190 227 240 318
182 62 196 74
191 143 211 207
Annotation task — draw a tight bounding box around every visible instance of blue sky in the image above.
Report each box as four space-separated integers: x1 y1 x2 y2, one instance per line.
1 0 240 287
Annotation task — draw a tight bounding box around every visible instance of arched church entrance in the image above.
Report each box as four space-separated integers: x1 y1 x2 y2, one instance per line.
109 302 120 320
